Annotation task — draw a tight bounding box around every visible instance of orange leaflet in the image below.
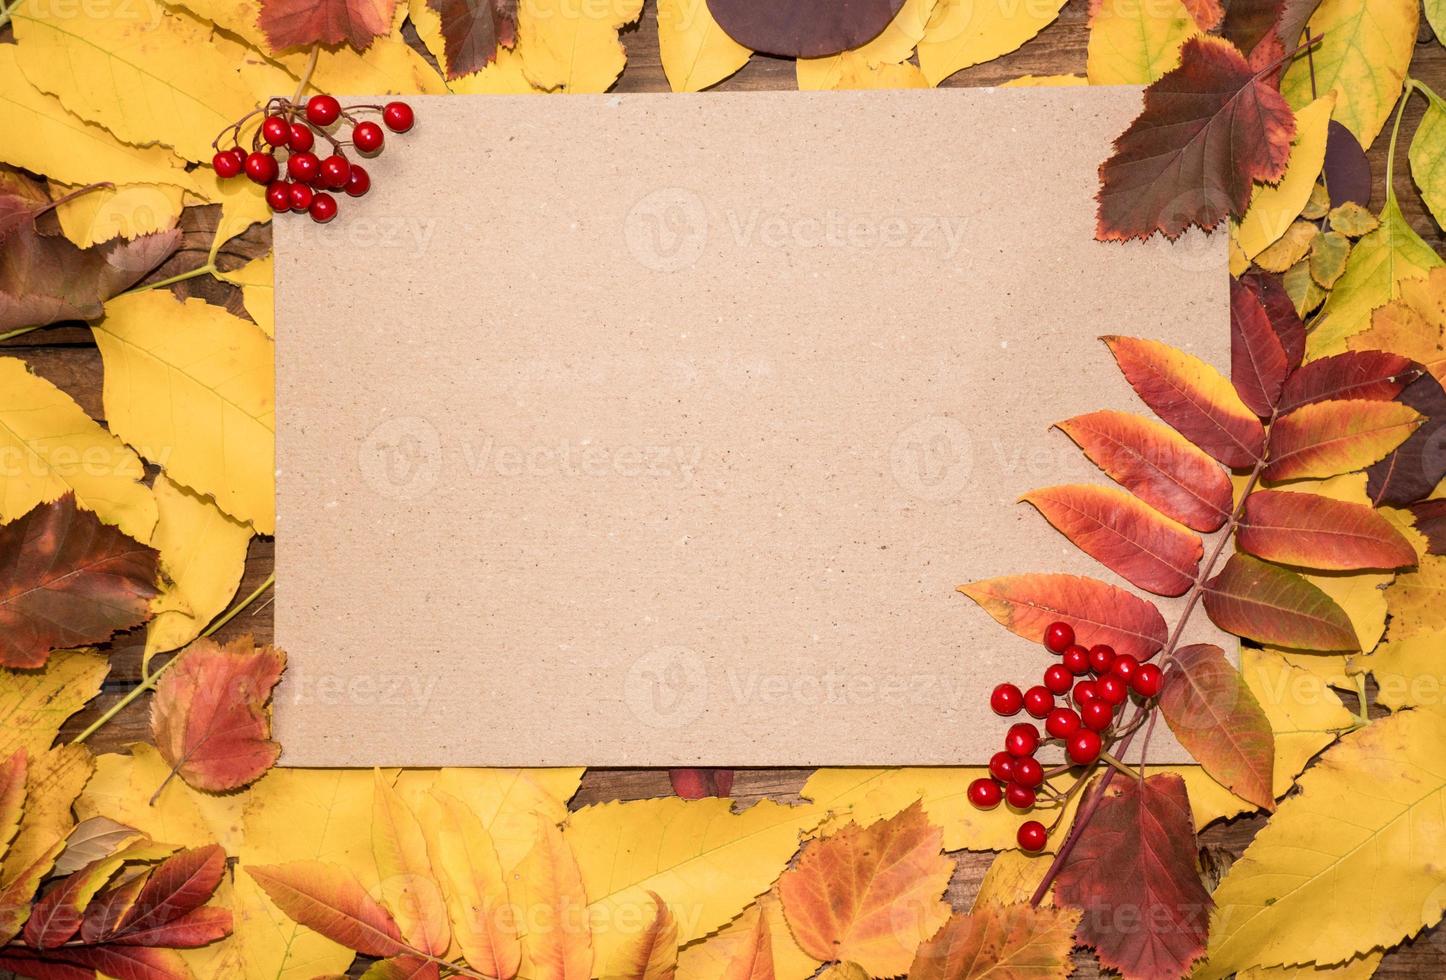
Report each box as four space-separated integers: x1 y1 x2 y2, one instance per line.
907 904 1079 980
247 861 406 959
959 573 1168 661
608 894 678 980
720 906 774 980
1202 553 1358 650
372 771 450 956
1264 400 1422 481
1160 644 1275 811
515 818 592 980
1239 490 1418 570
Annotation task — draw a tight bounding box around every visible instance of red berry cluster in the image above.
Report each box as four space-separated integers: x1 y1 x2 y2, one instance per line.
967 621 1163 853
210 95 415 224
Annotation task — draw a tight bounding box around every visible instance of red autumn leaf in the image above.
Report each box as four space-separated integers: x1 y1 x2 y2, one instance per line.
108 846 227 940
1096 35 1296 242
1054 773 1212 978
1243 271 1305 371
778 802 953 977
1366 374 1446 506
1055 410 1232 532
1265 400 1422 481
0 952 91 980
0 841 66 944
0 494 160 669
1408 499 1446 555
23 857 121 948
1159 644 1275 810
427 0 517 79
706 0 905 57
1104 336 1266 467
149 636 285 794
43 944 191 980
1202 553 1358 650
959 573 1168 661
668 768 734 799
106 906 233 948
1277 351 1420 413
1230 276 1290 417
1023 484 1203 597
1181 0 1223 30
1239 490 1418 570
247 861 406 958
1221 0 1322 61
258 0 396 52
80 872 147 943
907 904 1080 980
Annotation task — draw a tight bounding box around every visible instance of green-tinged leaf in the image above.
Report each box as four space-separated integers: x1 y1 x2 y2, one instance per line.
1202 553 1358 649
1410 87 1446 229
1159 644 1275 810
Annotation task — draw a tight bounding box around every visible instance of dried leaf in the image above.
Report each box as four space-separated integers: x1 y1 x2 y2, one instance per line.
0 654 107 763
1328 202 1379 238
659 0 751 92
1309 230 1351 289
1234 95 1335 264
5 746 93 886
1085 0 1198 85
1232 276 1291 417
916 0 1066 86
515 817 592 980
53 817 142 877
720 906 776 980
906 904 1079 980
604 893 678 980
1202 553 1359 650
1264 399 1421 481
1410 89 1446 229
1277 350 1419 412
24 853 129 948
706 0 905 57
1239 489 1418 570
1159 644 1275 810
247 860 406 958
150 636 285 793
259 0 396 51
959 573 1167 661
1255 221 1320 273
516 0 644 92
426 0 516 78
372 770 449 955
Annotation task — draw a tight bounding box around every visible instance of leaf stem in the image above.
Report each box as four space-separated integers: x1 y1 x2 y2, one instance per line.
122 263 218 297
291 47 319 105
1384 79 1421 204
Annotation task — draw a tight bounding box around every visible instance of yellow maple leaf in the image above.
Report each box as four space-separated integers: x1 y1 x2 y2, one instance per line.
658 0 750 92
916 0 1067 86
1085 0 1198 85
0 651 108 762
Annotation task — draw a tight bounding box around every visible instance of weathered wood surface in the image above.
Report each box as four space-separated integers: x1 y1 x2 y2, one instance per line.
5 1 1446 973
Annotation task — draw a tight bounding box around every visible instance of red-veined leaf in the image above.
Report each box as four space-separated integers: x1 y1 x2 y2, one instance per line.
1054 773 1212 978
23 856 127 948
45 945 191 980
111 845 225 939
0 493 159 668
1023 485 1202 596
959 573 1167 661
1239 490 1418 570
258 0 395 51
1366 374 1446 506
108 905 233 947
426 0 516 79
81 870 147 943
1104 336 1265 467
1202 553 1358 650
0 950 93 980
1277 351 1420 412
1408 499 1446 555
1096 35 1296 241
1265 400 1422 481
247 861 405 958
907 904 1079 980
1231 276 1290 417
1056 411 1232 532
1159 644 1275 810
706 0 905 58
1243 271 1306 371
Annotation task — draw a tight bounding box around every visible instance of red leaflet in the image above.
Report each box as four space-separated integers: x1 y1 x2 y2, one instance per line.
1202 553 1358 650
707 0 906 57
112 846 227 939
1245 271 1305 371
1277 351 1420 412
41 945 191 980
1265 400 1422 481
1056 411 1233 532
959 573 1168 661
1230 276 1290 417
1096 36 1296 241
1159 644 1275 810
106 906 234 948
426 0 516 78
0 494 160 668
247 861 406 958
1023 485 1203 596
1240 490 1419 570
258 0 395 51
81 872 147 943
1054 773 1212 978
1104 336 1266 467
0 950 93 980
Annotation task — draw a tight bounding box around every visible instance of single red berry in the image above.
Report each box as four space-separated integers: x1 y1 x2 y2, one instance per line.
353 121 384 154
261 114 290 146
344 164 370 197
288 151 320 184
244 151 278 184
1006 783 1037 809
1068 729 1102 765
1023 686 1053 719
1042 663 1072 695
1005 722 1040 758
989 750 1015 783
1080 699 1113 732
1045 706 1080 739
309 192 338 223
1096 674 1128 706
967 777 1002 810
1062 645 1090 675
265 181 292 213
1111 654 1140 683
990 683 1023 717
1088 644 1116 675
1132 663 1164 698
228 147 247 169
1017 820 1047 852
212 150 243 178
1043 621 1074 654
288 122 315 152
1072 680 1098 706
306 94 341 127
1012 756 1044 788
319 154 351 189
382 101 414 133
289 182 314 212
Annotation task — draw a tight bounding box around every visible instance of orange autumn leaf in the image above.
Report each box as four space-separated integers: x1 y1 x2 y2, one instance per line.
247 860 406 958
906 904 1080 980
1238 490 1418 570
515 817 592 980
149 636 285 794
959 573 1167 661
607 892 678 980
720 905 775 980
373 771 450 956
258 0 395 51
1264 400 1422 481
778 802 953 977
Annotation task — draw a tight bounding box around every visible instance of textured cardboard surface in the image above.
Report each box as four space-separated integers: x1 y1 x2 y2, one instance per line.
273 88 1229 766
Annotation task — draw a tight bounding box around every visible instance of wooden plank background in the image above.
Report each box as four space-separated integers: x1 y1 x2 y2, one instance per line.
4 2 1445 973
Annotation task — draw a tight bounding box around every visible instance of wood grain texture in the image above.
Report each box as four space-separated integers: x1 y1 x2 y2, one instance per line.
5 0 1444 972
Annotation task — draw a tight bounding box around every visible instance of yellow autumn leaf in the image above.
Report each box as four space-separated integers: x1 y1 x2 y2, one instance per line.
999 73 1087 86
1234 95 1335 264
1256 221 1321 273
0 651 107 762
1238 952 1384 980
1281 0 1418 148
1329 202 1380 238
1369 633 1445 711
1199 707 1446 977
52 182 185 250
796 0 935 90
372 770 450 955
916 0 1068 87
803 58 929 90
1350 266 1446 385
1411 87 1446 229
1242 649 1356 798
1085 0 1198 85
658 0 750 92
75 743 245 852
517 0 644 92
566 797 820 972
94 291 275 534
176 872 244 980
517 815 593 980
0 356 158 542
218 254 275 339
802 768 1007 850
240 767 381 886
0 745 92 884
232 867 356 980
603 891 678 980
447 46 548 94
971 850 1053 909
676 892 820 980
1382 554 1446 638
142 474 252 670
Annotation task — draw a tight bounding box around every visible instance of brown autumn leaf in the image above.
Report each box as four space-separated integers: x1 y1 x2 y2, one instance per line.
427 0 517 78
149 636 286 794
1054 773 1212 979
906 904 1080 980
706 0 904 57
0 494 159 669
1408 499 1446 555
778 801 953 977
258 0 396 51
1096 35 1296 242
